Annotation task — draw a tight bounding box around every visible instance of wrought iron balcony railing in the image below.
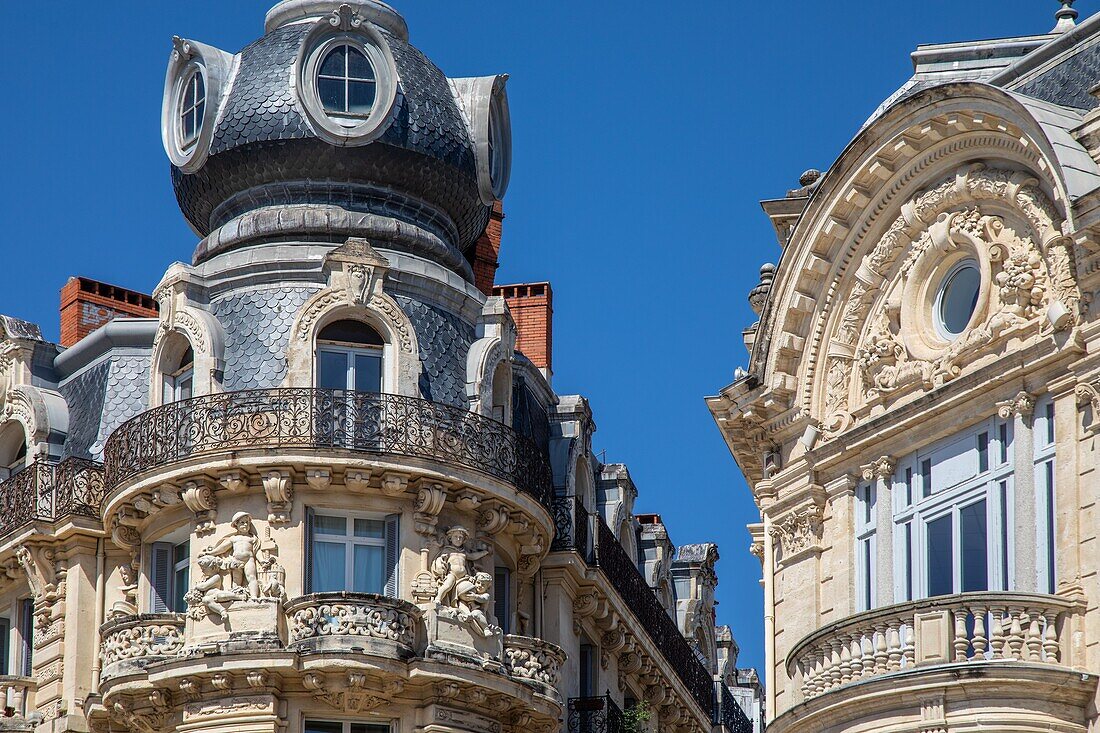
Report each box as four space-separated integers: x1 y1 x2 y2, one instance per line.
716 682 754 733
550 495 591 560
102 389 554 508
0 458 105 538
788 591 1082 701
567 695 624 733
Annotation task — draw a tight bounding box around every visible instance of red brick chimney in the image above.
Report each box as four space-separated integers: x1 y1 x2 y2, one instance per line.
60 277 159 347
493 282 553 375
473 201 504 296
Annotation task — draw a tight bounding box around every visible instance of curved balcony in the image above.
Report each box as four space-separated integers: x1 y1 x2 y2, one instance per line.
502 634 566 701
286 592 421 657
102 389 554 508
0 459 104 540
99 614 185 681
788 591 1081 702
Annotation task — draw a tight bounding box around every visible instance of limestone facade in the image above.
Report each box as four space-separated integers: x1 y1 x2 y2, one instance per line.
710 7 1100 733
0 3 760 733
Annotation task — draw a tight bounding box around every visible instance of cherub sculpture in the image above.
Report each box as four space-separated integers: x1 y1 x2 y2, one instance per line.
186 512 278 619
431 526 489 607
453 571 499 638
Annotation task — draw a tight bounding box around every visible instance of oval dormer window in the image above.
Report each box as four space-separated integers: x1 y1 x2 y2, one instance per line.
317 43 377 121
935 260 981 339
178 68 206 149
296 20 398 147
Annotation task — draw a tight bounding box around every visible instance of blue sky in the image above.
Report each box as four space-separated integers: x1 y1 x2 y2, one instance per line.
0 1 1070 671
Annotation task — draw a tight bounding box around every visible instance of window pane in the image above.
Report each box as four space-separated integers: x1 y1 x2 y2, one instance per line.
977 432 988 473
319 45 346 77
318 350 348 390
173 542 189 565
960 500 988 592
178 373 193 401
926 514 953 597
195 100 206 129
172 566 189 612
939 263 980 335
347 81 376 115
347 47 375 80
350 724 390 733
306 722 343 733
194 73 205 103
354 353 382 392
318 77 345 113
353 545 385 593
314 515 347 536
354 518 385 539
183 76 195 108
313 541 346 592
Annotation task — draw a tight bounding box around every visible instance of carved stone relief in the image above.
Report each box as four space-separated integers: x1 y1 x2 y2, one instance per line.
185 512 284 620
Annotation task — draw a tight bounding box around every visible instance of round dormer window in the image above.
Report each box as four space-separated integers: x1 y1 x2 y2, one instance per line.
296 21 398 147
177 67 206 149
935 260 980 339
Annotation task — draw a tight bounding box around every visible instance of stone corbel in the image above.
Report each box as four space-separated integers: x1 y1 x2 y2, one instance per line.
1076 379 1100 433
455 489 482 511
414 480 448 536
305 469 332 491
219 471 247 494
380 472 409 497
261 469 293 525
476 504 511 536
181 480 218 535
111 517 142 551
345 469 372 494
997 390 1035 421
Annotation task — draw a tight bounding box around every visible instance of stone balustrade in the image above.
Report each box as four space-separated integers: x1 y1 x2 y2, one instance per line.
0 676 35 718
100 614 186 680
503 634 566 699
286 592 422 655
788 592 1081 701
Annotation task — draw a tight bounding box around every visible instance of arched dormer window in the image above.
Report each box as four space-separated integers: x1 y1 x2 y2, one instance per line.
0 423 28 480
162 344 195 404
316 320 383 393
490 361 511 423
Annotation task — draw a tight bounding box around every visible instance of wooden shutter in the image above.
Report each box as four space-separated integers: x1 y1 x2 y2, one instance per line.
384 514 400 597
305 507 315 594
150 543 172 613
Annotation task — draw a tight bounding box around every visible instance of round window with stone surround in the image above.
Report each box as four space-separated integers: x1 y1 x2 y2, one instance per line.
934 259 981 340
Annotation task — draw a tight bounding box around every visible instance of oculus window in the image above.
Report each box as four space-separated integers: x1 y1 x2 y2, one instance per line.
935 259 980 339
317 43 376 119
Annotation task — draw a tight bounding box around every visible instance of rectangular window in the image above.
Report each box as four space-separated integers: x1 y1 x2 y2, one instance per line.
579 643 597 696
999 480 1009 591
999 423 1009 464
926 514 953 597
904 467 913 508
856 481 876 610
921 459 932 499
1046 401 1055 445
859 538 873 610
977 432 989 473
960 499 988 592
150 540 189 613
317 346 382 393
18 600 32 677
494 567 510 635
0 617 10 676
903 523 913 602
305 721 391 733
309 512 398 595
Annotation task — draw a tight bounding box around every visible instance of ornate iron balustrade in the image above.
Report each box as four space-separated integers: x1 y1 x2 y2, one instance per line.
567 695 624 733
550 495 591 561
0 459 105 538
592 515 715 717
103 389 554 508
787 591 1081 701
716 683 754 733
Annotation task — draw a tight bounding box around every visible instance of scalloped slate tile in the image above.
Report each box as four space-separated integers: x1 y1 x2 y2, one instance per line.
396 295 474 407
60 361 110 460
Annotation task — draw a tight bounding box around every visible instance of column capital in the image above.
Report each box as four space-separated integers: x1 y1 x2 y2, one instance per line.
860 456 895 482
996 390 1035 420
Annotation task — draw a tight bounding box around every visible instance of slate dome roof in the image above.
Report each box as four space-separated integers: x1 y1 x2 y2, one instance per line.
168 1 492 272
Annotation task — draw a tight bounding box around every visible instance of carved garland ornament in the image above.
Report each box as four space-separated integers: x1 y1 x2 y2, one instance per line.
820 165 1079 434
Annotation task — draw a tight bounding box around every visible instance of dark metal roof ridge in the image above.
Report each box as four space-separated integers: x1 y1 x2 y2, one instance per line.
989 10 1100 89
54 319 158 379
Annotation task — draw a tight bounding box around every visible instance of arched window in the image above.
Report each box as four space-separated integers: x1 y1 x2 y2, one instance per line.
490 361 510 423
162 345 194 404
0 423 28 480
317 43 376 120
316 320 383 393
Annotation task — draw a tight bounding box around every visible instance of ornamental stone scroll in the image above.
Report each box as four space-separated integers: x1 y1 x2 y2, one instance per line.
284 239 421 395
150 265 227 406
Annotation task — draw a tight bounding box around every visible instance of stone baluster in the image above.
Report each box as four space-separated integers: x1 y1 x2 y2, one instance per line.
839 634 854 684
971 605 988 659
828 641 843 691
989 606 1007 660
800 655 813 699
902 622 915 668
1042 613 1060 663
873 623 889 673
886 624 903 671
849 634 865 681
814 650 827 696
1006 607 1025 659
1025 612 1043 661
11 684 25 716
953 609 970 662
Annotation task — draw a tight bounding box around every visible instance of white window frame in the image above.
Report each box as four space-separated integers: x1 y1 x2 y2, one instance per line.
148 534 190 614
177 66 206 150
308 510 399 597
855 481 876 612
316 344 383 393
303 719 393 733
315 41 378 121
892 415 1013 602
1034 396 1057 594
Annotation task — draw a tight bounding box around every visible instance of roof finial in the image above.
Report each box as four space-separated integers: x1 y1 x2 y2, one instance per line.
1053 0 1078 33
